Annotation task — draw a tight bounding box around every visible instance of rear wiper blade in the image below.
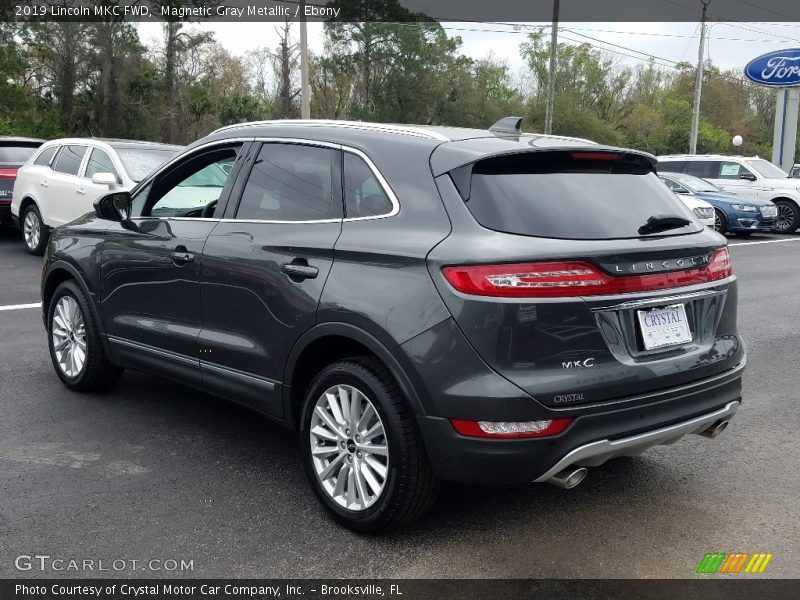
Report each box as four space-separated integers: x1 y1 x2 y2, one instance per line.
638 214 692 235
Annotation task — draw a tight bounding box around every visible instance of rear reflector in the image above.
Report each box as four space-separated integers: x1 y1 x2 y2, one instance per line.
442 247 732 298
0 168 18 180
451 418 573 439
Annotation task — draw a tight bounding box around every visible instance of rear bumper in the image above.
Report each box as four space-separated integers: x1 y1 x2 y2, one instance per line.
0 202 11 222
417 359 744 484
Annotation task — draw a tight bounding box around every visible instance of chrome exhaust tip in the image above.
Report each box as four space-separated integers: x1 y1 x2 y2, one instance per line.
547 466 588 489
699 419 729 439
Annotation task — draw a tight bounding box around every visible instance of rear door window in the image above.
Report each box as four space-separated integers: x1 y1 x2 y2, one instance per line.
684 161 720 179
52 145 88 176
456 151 702 240
657 160 686 174
235 143 339 221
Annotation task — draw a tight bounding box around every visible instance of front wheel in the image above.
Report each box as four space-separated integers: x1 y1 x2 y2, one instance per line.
47 280 123 391
300 357 439 533
773 200 800 233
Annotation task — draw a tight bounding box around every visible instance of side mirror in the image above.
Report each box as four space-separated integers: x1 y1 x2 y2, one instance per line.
739 172 757 181
91 172 118 189
94 192 131 222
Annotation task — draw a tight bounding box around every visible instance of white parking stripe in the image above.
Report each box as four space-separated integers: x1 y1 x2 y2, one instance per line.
729 237 800 247
0 302 42 312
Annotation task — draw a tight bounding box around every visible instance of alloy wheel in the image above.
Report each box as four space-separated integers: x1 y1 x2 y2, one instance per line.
51 296 87 378
774 204 795 233
713 212 723 232
309 384 389 511
23 211 40 250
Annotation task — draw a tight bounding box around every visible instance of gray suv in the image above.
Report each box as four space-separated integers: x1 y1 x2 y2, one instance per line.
41 119 744 532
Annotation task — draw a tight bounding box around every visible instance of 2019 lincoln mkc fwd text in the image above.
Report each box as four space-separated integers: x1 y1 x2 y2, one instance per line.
41 119 744 532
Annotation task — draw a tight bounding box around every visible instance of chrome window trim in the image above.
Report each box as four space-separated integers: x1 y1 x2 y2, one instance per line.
129 136 400 225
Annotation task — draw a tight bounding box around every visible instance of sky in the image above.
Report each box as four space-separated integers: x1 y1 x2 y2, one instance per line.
136 21 800 78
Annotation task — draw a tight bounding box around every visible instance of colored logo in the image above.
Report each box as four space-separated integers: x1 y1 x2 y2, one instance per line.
696 552 773 574
745 49 800 87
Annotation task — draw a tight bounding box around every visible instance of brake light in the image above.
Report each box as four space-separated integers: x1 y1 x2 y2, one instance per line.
442 247 733 298
450 418 573 439
0 168 18 180
569 152 621 161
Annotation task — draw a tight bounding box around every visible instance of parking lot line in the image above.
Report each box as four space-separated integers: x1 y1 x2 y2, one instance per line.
729 237 800 247
0 302 41 312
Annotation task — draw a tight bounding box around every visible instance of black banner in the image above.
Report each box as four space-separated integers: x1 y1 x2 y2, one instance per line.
1 0 800 23
3 579 800 600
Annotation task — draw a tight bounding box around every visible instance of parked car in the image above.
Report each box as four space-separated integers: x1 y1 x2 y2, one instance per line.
669 188 715 228
0 136 43 226
41 119 743 532
657 153 800 233
659 172 778 235
11 138 182 254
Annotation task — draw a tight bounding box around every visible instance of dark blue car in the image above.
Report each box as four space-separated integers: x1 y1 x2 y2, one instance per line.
659 172 778 235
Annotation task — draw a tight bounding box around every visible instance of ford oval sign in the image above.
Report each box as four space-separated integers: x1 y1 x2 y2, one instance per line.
745 49 800 87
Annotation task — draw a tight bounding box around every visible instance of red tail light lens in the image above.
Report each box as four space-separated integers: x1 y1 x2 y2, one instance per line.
0 168 18 180
450 418 573 439
442 247 733 298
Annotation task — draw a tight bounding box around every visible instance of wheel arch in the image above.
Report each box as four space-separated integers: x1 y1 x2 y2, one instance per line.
42 261 111 356
282 323 428 431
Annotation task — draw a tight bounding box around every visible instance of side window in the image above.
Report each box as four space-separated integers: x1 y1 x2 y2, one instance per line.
131 145 240 218
719 161 753 180
236 143 338 221
661 177 687 193
85 148 120 182
344 153 394 218
34 146 57 167
684 160 720 179
657 160 686 174
52 145 88 176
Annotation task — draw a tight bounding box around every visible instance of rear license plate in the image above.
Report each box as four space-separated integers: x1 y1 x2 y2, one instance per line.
637 304 692 350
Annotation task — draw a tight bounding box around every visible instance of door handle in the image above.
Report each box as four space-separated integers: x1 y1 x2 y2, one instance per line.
281 261 319 281
76 187 86 195
170 246 195 265
40 181 48 188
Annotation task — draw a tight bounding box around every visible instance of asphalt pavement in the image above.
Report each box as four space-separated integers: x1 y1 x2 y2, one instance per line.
0 225 798 578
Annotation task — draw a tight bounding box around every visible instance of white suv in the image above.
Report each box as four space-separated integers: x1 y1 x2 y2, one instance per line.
11 138 181 254
657 154 800 233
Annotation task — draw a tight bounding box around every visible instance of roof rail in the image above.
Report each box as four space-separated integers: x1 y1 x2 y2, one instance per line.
489 116 523 135
210 119 450 141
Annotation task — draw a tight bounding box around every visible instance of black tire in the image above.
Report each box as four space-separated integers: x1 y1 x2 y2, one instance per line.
21 204 48 255
713 209 727 235
47 280 123 392
772 199 800 234
299 357 439 533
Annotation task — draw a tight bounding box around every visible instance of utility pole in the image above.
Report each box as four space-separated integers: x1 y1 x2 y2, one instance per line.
544 0 560 135
689 0 710 154
299 0 310 119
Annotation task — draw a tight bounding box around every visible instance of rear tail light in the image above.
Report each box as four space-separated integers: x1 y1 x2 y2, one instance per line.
450 418 573 439
442 247 733 298
0 168 18 180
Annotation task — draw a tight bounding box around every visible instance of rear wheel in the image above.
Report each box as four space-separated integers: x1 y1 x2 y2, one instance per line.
47 281 123 391
773 200 799 233
300 357 439 532
22 205 48 255
713 209 727 234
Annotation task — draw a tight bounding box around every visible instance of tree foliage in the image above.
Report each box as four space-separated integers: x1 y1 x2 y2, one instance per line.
0 22 783 157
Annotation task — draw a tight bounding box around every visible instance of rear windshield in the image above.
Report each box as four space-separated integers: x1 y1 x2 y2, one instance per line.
0 145 39 163
457 151 702 240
